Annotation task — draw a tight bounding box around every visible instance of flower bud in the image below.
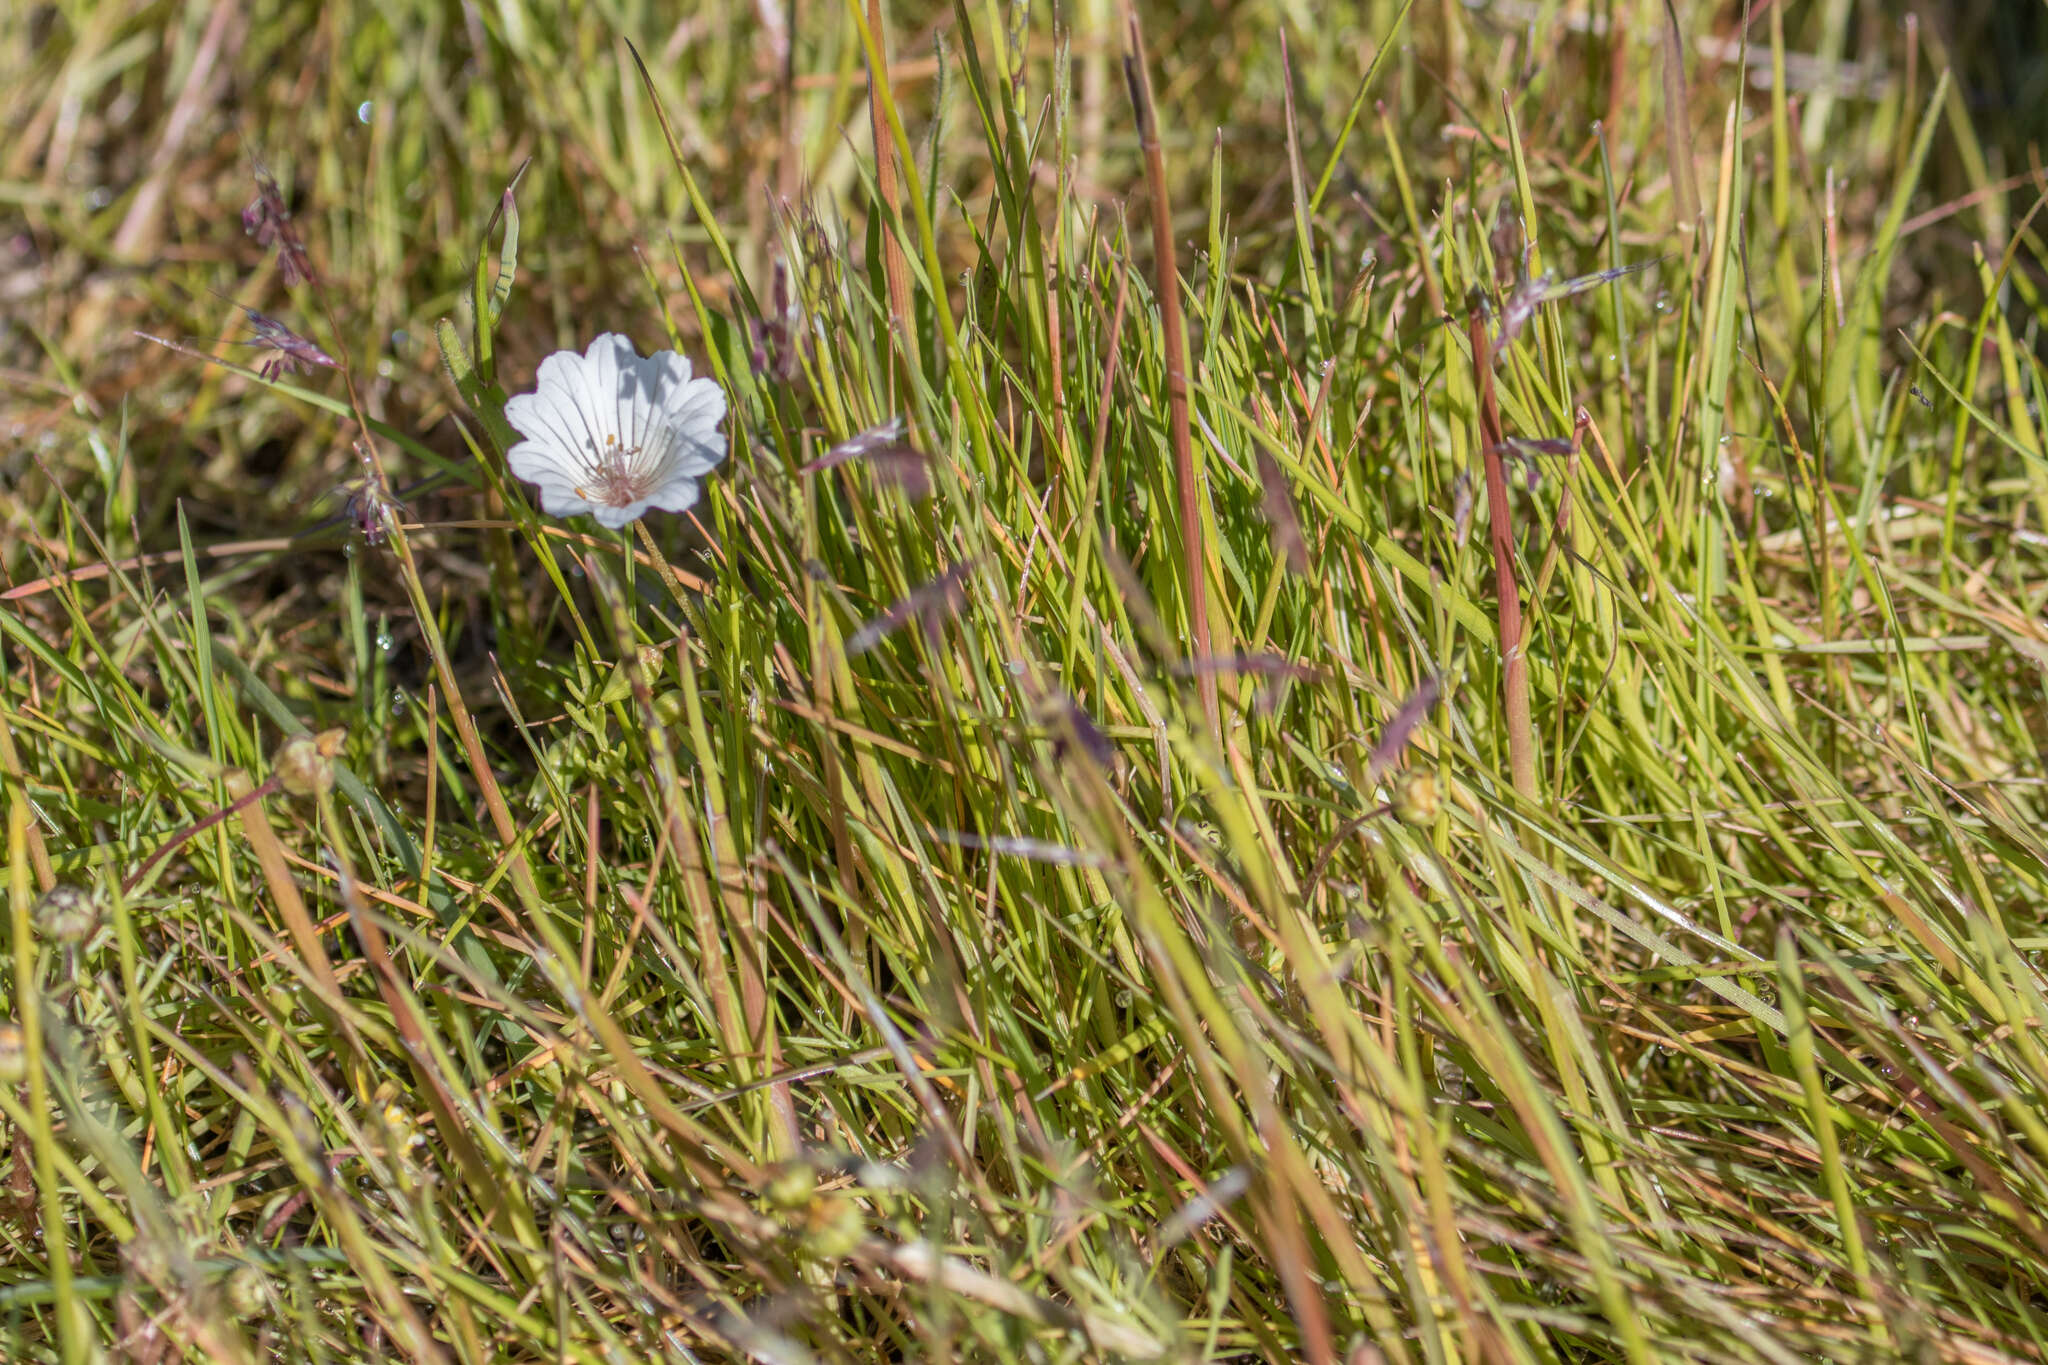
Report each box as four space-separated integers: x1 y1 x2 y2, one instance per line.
802 1194 865 1261
275 728 347 798
0 1023 23 1083
763 1161 817 1211
1392 770 1440 826
123 1236 170 1287
224 1264 266 1317
35 884 100 943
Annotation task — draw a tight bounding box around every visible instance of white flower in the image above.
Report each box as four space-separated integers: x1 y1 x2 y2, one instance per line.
503 333 726 529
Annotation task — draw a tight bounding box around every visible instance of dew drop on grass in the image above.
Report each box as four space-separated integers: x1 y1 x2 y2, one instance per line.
377 624 395 653
357 101 374 123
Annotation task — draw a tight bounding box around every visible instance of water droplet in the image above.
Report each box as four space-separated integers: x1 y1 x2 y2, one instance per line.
376 625 395 653
357 101 374 124
85 186 111 210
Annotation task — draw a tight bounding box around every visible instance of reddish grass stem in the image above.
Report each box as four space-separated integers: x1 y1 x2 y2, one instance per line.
1468 299 1538 798
1124 8 1216 736
865 0 916 356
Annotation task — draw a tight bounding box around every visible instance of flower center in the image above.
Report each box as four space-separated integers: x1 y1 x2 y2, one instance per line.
579 432 653 507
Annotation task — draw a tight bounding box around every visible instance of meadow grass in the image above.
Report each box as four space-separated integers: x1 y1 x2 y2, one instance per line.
4 0 2048 1360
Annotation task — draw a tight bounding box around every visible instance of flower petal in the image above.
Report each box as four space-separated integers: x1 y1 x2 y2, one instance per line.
503 385 578 448
590 498 654 529
527 475 604 522
641 348 693 401
661 379 728 478
643 475 700 515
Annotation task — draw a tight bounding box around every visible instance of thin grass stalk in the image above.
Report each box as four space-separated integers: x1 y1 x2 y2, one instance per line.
9 800 86 1364
0 713 51 893
1777 932 1886 1348
1123 7 1215 734
1467 303 1537 798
